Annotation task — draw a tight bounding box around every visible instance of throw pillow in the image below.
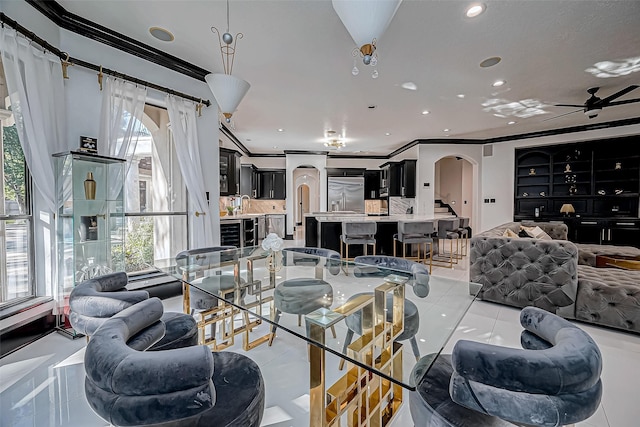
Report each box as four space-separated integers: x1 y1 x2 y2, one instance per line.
521 225 553 240
518 229 531 238
502 228 519 238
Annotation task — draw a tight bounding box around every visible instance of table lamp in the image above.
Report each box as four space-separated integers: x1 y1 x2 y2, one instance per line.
560 204 575 216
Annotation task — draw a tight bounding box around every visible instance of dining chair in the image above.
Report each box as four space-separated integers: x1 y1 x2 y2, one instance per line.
175 246 247 350
84 297 265 426
338 255 431 370
409 306 603 426
268 247 340 345
69 271 197 350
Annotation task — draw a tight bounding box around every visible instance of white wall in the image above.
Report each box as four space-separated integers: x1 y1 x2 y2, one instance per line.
326 157 384 169
0 1 60 45
241 156 286 169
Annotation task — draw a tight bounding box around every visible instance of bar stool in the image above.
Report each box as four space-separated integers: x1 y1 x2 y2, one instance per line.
393 220 435 274
456 217 470 257
432 218 460 268
340 221 377 259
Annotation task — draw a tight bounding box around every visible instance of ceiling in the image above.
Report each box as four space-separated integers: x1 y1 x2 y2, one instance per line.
55 0 640 155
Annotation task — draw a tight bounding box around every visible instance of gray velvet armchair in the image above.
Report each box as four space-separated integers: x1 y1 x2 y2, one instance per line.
409 306 603 426
84 297 265 426
69 272 197 350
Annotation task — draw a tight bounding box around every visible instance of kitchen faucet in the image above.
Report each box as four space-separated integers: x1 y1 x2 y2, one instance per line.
239 194 251 213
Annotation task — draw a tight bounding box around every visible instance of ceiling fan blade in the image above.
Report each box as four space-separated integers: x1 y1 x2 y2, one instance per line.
554 103 585 108
599 85 640 105
606 98 640 107
542 109 582 122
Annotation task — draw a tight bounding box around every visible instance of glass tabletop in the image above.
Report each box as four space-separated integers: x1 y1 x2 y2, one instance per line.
155 246 480 390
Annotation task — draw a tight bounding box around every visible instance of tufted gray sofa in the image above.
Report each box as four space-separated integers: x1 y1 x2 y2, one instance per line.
471 221 640 333
470 222 578 319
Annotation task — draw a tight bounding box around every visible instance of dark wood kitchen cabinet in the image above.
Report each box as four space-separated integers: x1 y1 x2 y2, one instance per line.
364 170 382 199
379 159 416 198
240 164 258 198
257 169 286 199
219 148 240 196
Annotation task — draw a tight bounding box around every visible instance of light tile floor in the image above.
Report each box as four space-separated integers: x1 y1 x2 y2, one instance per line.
2 237 639 426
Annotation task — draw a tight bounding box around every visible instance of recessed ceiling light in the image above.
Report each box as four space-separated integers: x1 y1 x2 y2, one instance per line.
457 94 465 99
277 128 284 132
444 128 450 132
149 26 174 42
480 56 502 68
421 110 430 115
508 121 516 125
273 145 278 149
401 82 418 91
385 132 391 136
465 3 486 18
492 79 506 87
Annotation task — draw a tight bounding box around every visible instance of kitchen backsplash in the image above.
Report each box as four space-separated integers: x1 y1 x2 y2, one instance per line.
243 199 286 213
365 200 389 214
219 197 286 214
389 197 415 215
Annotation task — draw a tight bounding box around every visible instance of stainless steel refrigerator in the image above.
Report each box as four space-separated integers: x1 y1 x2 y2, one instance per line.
327 176 365 213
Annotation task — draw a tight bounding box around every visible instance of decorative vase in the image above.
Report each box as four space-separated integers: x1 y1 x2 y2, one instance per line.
84 172 96 200
266 250 282 273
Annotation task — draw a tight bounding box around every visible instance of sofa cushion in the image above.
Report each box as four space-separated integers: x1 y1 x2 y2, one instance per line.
503 228 519 238
574 243 640 267
576 265 640 332
521 225 553 240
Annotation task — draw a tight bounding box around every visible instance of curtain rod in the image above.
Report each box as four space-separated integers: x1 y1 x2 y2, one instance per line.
0 12 212 107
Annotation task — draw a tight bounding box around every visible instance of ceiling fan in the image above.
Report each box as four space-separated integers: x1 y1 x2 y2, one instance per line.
545 84 640 121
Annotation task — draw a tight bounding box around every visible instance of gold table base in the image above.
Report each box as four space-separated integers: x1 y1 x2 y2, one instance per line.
307 280 405 426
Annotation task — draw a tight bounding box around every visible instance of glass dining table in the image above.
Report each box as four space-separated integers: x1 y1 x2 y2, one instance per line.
155 246 480 427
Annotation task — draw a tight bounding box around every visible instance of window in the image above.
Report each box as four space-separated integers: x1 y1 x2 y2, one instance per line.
1 105 34 306
122 104 188 275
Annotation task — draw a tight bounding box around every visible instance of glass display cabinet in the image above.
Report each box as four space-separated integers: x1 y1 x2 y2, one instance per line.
53 151 125 336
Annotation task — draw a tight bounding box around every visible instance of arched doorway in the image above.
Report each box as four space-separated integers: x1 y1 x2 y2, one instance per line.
434 156 474 222
293 167 320 240
297 184 310 225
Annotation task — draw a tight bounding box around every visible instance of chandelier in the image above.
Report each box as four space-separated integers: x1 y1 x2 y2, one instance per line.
205 0 250 123
324 139 346 150
332 0 403 78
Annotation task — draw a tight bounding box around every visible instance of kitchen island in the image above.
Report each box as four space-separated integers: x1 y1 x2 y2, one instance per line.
304 213 453 256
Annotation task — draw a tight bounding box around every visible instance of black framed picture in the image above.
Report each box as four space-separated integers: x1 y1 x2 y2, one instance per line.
79 136 98 154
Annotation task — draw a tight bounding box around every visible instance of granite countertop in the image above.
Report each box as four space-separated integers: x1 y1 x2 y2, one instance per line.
220 213 267 220
307 213 450 223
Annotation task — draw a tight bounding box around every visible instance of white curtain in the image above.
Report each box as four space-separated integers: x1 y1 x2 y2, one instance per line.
165 95 214 247
98 76 147 206
0 28 67 212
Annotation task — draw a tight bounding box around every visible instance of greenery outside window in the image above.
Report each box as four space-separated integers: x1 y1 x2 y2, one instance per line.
1 109 34 307
122 104 188 275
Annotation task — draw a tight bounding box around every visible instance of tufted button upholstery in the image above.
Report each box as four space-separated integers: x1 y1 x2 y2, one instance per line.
576 265 640 332
470 222 578 319
574 243 640 267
